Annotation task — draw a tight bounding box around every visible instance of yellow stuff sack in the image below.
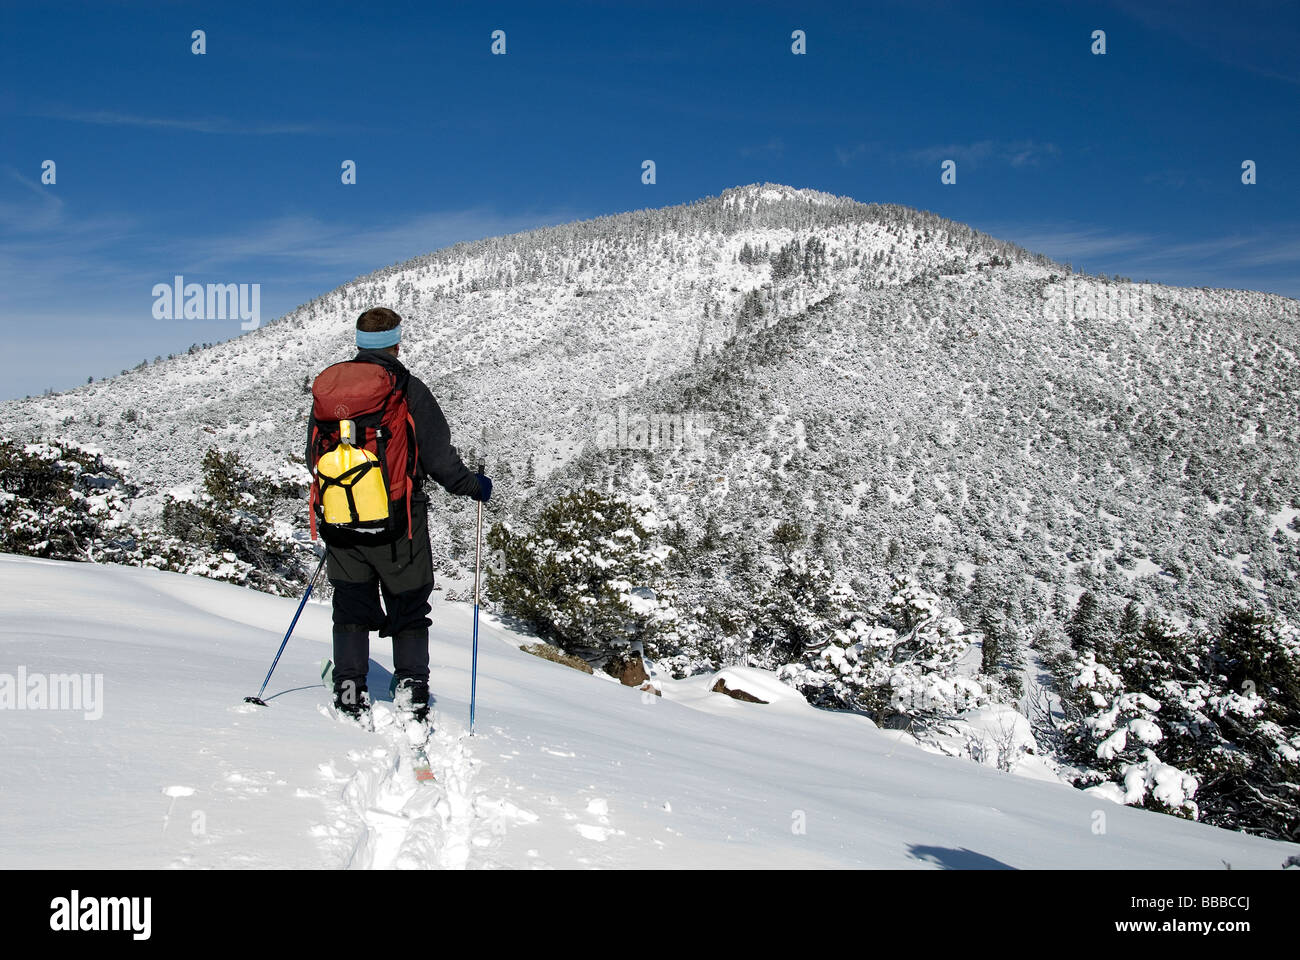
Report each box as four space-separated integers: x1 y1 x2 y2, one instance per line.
316 440 390 526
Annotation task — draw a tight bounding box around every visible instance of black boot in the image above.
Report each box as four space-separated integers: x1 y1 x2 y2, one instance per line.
333 676 371 725
393 676 429 725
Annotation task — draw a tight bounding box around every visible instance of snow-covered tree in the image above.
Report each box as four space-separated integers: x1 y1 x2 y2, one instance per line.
779 579 984 724
486 489 678 658
151 448 305 594
0 438 135 562
1067 591 1110 653
1198 608 1300 839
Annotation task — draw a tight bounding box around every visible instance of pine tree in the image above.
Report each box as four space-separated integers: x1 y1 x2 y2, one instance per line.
1000 620 1027 700
1199 608 1300 839
485 489 677 657
1057 646 1197 819
1118 600 1142 638
979 607 1002 677
770 519 804 558
1067 591 1109 653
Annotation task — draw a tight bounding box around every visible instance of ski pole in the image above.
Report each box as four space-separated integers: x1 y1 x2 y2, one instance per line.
470 463 484 734
245 553 327 707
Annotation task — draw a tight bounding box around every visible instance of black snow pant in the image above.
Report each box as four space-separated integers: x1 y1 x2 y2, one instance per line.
326 498 434 693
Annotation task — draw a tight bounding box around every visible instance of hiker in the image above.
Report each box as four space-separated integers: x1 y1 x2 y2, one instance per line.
307 307 491 726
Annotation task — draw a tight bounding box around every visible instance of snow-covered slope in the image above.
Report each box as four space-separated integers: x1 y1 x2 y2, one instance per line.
1 554 1294 869
3 184 1046 492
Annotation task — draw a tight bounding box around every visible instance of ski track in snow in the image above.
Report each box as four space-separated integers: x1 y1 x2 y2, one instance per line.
312 704 538 870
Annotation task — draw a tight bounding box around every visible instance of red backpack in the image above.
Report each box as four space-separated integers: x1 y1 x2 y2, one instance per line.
307 360 419 545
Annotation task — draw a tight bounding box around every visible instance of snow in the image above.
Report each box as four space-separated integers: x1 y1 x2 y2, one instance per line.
673 666 812 709
1118 557 1163 581
1270 506 1300 541
1 553 1296 869
1225 552 1267 594
1089 751 1199 813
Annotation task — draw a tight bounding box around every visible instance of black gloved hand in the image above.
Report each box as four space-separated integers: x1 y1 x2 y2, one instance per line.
471 474 493 503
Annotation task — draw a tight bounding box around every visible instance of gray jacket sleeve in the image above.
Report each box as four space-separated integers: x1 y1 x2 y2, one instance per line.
405 375 481 499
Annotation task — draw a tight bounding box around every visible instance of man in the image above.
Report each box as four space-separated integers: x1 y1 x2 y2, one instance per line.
309 307 491 726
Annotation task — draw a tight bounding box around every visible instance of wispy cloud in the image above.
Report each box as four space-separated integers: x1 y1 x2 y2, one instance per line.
1141 169 1203 191
836 139 1060 170
835 143 870 168
987 220 1300 290
905 139 1061 168
32 107 340 136
740 138 785 159
0 176 581 319
0 168 65 231
172 208 582 273
1117 0 1300 86
985 224 1152 261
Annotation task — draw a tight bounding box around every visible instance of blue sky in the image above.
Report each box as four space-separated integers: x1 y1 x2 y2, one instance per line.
2 0 1298 399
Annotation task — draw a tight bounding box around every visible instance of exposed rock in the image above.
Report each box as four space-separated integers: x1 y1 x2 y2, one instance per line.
606 652 649 686
520 642 593 674
711 678 768 704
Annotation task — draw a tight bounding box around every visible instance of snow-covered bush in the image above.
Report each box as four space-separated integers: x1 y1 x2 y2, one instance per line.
1085 750 1199 815
0 436 311 596
1198 608 1300 839
1056 630 1199 819
958 704 1041 772
486 489 679 657
1053 602 1300 836
752 552 841 665
0 438 136 561
779 579 985 725
147 448 307 595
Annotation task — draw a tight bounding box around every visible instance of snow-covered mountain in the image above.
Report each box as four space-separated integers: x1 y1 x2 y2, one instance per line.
2 554 1295 869
11 183 1300 623
4 184 1047 490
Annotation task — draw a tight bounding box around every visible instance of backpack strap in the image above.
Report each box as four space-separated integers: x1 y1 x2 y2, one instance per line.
374 365 416 541
404 409 418 540
307 422 321 540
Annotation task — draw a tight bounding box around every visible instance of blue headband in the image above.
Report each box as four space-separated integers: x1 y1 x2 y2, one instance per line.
357 325 401 349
